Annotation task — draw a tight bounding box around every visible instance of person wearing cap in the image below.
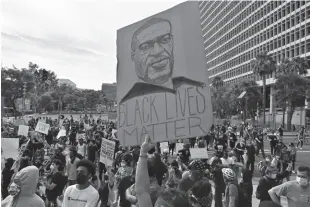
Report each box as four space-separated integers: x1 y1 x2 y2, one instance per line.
177 159 209 193
256 165 291 203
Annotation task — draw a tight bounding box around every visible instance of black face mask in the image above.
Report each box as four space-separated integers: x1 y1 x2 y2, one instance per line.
76 173 88 185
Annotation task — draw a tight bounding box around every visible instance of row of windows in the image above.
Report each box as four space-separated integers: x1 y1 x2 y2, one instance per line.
206 8 310 61
223 74 254 86
205 2 306 53
203 1 308 46
210 41 309 82
200 1 223 23
201 1 240 33
202 1 254 40
208 39 310 78
207 23 310 68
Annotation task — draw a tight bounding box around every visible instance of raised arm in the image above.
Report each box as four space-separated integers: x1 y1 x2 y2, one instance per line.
135 135 153 207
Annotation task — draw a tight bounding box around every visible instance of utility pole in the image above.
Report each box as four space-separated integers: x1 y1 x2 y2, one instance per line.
22 82 27 117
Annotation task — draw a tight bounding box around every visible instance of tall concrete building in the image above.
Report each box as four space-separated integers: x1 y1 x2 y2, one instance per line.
199 1 310 126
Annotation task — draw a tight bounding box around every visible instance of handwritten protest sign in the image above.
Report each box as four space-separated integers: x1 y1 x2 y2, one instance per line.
175 143 183 153
14 119 25 126
35 122 50 135
2 138 19 159
100 138 115 166
117 2 213 146
190 148 208 159
57 129 66 139
160 142 169 152
18 125 29 136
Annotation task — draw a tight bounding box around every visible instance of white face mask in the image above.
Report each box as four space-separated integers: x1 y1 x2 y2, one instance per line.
121 162 126 167
296 177 309 186
50 164 54 171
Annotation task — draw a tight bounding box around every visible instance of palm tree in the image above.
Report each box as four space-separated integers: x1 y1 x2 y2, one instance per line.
251 51 276 124
211 76 224 90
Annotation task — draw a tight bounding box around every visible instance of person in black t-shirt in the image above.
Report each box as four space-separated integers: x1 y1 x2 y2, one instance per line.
178 144 191 165
268 133 278 155
113 173 135 207
1 158 15 199
87 139 98 162
45 160 67 207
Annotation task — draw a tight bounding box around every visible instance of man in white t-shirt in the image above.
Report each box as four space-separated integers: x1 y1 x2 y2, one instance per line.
220 151 234 167
62 159 99 207
269 166 310 207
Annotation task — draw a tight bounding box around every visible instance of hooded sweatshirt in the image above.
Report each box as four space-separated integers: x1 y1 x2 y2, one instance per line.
1 166 45 207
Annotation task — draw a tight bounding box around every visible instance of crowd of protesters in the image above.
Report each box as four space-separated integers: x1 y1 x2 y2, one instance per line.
1 115 310 207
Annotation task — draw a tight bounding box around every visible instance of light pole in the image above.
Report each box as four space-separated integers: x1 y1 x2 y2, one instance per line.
22 82 27 117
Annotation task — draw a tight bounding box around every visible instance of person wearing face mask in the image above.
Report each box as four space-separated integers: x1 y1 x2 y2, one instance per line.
62 159 99 207
45 160 67 207
115 153 133 188
258 155 272 176
2 166 45 207
256 165 291 203
268 166 310 207
177 159 209 193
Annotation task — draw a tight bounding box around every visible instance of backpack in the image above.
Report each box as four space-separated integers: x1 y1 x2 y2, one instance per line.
228 183 247 206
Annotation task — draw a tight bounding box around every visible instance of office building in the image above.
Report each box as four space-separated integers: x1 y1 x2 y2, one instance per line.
199 1 310 125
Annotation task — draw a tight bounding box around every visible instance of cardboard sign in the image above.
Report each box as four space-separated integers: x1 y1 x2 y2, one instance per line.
100 138 115 166
190 148 208 159
160 142 169 152
14 119 25 126
116 2 213 146
35 122 50 135
18 125 29 136
57 129 66 139
175 143 183 153
1 138 19 159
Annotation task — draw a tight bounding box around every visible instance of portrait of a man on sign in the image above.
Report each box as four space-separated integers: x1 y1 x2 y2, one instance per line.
119 17 205 104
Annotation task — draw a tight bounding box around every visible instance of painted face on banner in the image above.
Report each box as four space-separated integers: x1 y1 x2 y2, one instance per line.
132 19 174 85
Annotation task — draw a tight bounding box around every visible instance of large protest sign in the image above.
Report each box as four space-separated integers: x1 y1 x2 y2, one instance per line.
117 2 213 146
160 142 168 152
100 138 115 166
18 125 29 136
190 148 208 159
35 122 50 135
14 119 25 126
2 138 19 159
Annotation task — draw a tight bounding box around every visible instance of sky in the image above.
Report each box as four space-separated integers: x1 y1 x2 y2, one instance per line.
1 0 186 90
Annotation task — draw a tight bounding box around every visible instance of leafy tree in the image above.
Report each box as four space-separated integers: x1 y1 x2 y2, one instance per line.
251 51 276 124
228 80 262 121
211 76 224 90
275 57 309 130
1 67 36 117
274 74 310 130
